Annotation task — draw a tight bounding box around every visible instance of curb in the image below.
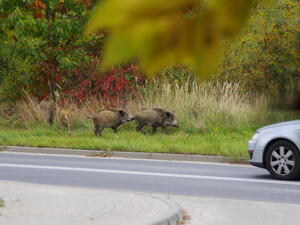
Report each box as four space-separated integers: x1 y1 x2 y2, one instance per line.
137 193 184 225
150 198 183 225
0 145 247 164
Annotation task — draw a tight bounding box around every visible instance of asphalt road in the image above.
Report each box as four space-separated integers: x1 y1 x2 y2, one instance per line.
0 152 299 204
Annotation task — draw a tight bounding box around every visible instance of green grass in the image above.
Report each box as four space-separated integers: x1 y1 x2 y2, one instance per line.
0 124 255 158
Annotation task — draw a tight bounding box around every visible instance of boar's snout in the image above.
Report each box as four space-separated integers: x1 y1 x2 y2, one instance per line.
163 111 179 128
119 111 134 123
163 118 179 128
171 119 179 128
127 115 135 122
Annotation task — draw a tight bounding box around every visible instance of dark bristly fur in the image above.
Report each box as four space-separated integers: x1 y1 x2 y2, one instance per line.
133 108 179 134
88 109 133 136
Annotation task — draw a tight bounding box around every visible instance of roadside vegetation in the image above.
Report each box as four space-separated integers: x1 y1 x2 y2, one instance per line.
0 80 298 158
0 0 299 158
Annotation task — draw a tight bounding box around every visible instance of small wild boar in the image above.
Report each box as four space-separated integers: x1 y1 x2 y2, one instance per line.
133 108 179 134
59 109 71 131
88 109 133 136
39 98 55 125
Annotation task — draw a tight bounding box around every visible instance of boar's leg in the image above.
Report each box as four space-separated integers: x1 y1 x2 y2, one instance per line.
61 118 70 132
62 123 67 131
94 125 103 136
65 123 70 132
47 109 55 125
94 125 99 136
151 126 157 134
112 126 118 133
98 127 104 136
136 123 146 134
161 126 169 134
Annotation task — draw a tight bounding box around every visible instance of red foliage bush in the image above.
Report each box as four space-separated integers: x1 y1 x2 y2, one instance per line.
63 63 145 107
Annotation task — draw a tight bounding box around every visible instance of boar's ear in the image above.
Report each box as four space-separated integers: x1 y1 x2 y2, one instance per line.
164 112 172 118
118 110 126 117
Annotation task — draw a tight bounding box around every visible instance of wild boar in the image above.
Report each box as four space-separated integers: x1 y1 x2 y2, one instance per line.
88 109 133 136
39 98 55 125
59 109 71 131
133 108 179 134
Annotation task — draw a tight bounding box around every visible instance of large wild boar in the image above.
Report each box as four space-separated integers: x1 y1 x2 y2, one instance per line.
39 98 55 125
133 108 179 134
88 109 133 136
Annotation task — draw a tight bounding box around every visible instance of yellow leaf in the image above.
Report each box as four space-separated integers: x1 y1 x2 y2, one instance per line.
86 0 256 79
188 12 223 80
85 0 196 34
102 30 136 68
217 0 254 36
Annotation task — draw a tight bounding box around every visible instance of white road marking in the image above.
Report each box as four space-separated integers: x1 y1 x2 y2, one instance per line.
0 152 251 167
0 163 300 186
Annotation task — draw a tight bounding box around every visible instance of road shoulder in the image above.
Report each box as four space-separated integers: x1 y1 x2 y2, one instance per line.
0 145 247 164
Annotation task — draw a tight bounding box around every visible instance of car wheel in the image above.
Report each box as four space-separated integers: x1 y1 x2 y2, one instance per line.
266 140 300 180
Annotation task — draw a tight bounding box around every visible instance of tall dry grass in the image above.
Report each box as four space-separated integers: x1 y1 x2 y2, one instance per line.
17 93 45 124
128 80 268 131
11 80 270 131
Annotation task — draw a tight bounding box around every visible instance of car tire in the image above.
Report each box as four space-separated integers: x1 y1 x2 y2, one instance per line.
266 140 300 180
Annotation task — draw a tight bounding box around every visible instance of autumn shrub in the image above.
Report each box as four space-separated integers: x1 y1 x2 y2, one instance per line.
0 0 104 102
216 0 300 96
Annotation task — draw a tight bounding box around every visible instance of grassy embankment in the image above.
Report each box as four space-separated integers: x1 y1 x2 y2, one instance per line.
0 125 253 158
0 81 298 159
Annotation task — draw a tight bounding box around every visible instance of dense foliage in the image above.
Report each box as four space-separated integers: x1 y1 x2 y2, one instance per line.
0 0 142 103
0 0 299 104
218 0 300 94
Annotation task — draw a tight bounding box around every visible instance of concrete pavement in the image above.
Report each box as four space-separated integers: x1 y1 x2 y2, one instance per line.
0 181 183 225
1 152 300 225
2 181 300 225
170 195 300 225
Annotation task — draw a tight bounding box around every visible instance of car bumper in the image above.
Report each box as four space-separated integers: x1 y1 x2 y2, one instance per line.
248 139 265 168
248 139 257 160
248 161 265 168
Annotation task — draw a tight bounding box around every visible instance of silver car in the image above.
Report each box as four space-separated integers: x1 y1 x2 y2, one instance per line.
248 120 300 180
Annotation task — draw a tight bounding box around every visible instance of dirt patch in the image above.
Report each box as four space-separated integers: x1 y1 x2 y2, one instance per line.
177 210 191 225
0 199 5 208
